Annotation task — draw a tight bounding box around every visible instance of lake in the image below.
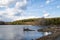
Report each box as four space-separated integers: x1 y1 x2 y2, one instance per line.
0 25 51 40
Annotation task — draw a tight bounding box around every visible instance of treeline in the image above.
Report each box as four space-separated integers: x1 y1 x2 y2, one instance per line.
0 17 60 25
43 18 60 26
7 18 38 25
0 21 6 25
7 18 60 25
36 18 60 26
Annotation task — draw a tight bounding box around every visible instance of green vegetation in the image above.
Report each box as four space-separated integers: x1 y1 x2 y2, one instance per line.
6 18 39 25
8 17 60 25
44 18 60 25
0 17 60 25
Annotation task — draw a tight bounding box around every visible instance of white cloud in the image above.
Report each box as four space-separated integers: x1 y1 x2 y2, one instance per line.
13 16 39 21
0 0 28 21
57 5 60 8
15 0 27 9
46 0 54 4
46 0 50 4
44 13 49 17
0 0 15 6
43 11 50 18
11 16 41 21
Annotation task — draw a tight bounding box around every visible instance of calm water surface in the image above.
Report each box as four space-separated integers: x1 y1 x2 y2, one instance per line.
0 25 51 40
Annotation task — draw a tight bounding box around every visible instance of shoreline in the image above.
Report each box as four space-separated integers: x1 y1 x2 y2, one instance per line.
36 26 60 40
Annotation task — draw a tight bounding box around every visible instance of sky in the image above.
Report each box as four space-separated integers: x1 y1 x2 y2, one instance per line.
0 0 60 22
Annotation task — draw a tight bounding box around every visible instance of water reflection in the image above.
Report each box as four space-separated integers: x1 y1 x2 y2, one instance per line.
24 31 43 40
0 25 24 40
0 25 51 40
43 32 52 36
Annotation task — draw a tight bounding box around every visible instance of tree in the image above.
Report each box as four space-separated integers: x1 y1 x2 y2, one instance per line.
0 21 5 25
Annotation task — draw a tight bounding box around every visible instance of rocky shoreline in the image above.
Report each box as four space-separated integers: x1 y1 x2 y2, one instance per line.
36 26 60 40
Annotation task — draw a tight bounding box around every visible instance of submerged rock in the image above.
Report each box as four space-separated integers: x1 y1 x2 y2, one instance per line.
23 28 35 31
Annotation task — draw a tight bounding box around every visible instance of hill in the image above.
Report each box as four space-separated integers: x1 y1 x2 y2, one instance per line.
5 17 60 26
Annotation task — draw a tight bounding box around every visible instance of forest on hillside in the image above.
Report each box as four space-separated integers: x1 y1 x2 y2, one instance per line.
3 18 60 25
0 18 60 26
